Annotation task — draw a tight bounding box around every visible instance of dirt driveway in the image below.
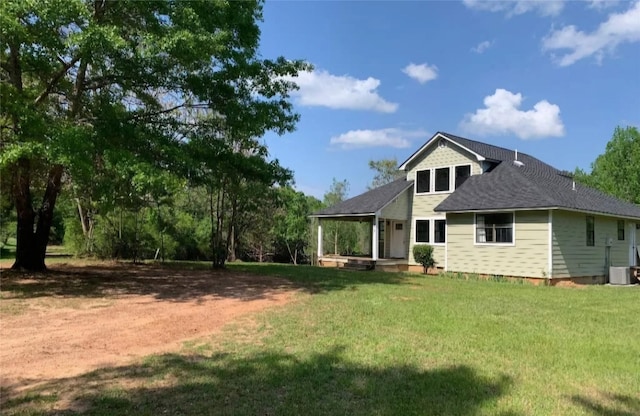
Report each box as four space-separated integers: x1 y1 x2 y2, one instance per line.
0 262 300 395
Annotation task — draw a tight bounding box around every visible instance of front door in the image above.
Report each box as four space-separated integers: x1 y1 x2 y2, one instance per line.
391 222 405 258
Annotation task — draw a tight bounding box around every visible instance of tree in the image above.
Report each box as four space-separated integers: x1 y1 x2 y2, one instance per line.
574 126 640 205
273 187 312 265
368 158 404 189
0 0 308 270
321 179 359 255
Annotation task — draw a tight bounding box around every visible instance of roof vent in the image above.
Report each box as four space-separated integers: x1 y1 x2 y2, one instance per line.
438 139 447 148
572 180 576 191
513 149 524 167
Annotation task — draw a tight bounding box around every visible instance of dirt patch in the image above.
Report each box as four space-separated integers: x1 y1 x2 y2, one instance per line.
0 263 300 397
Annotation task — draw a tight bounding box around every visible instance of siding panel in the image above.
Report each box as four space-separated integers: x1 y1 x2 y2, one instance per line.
406 144 481 266
553 211 631 278
447 211 549 278
381 188 411 220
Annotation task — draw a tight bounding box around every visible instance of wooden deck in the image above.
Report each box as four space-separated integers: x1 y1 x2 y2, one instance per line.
318 255 419 272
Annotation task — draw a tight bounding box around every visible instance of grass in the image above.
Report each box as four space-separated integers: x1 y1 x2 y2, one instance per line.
3 263 640 415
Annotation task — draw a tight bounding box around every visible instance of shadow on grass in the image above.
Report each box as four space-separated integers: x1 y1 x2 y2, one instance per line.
2 346 515 416
0 263 298 302
0 262 409 302
228 263 409 292
571 393 640 416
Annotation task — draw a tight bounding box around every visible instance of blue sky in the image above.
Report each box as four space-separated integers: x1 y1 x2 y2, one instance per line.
258 0 640 200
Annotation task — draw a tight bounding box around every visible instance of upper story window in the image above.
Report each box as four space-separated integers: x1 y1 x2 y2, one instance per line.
455 165 471 188
415 164 472 195
476 213 514 244
435 168 450 192
416 170 430 193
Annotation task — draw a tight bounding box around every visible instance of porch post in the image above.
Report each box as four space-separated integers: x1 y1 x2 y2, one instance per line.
372 215 379 261
317 220 323 259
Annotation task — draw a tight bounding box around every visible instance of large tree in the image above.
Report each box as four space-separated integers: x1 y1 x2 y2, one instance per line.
0 0 307 270
574 126 640 205
368 157 403 189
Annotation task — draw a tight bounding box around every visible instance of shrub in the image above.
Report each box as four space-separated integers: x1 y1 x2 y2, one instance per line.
413 245 436 274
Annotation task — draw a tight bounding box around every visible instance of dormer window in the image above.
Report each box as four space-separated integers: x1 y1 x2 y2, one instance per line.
435 168 450 192
415 164 473 195
455 165 471 188
416 170 430 193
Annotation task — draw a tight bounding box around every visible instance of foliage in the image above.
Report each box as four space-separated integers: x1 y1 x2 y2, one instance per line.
321 179 361 255
272 187 321 264
368 157 404 189
412 244 435 273
573 126 640 204
0 0 309 270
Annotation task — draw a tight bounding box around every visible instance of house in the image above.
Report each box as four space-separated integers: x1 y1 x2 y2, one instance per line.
311 132 640 284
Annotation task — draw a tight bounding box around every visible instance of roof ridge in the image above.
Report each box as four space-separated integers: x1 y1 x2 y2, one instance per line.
439 131 544 162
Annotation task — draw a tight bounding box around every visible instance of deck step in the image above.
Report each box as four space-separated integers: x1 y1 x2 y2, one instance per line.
344 259 375 271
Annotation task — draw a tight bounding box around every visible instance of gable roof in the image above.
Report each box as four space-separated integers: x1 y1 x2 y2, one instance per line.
398 132 485 170
311 179 414 217
432 133 640 219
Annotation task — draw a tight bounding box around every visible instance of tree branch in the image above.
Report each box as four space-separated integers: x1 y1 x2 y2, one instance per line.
33 56 81 106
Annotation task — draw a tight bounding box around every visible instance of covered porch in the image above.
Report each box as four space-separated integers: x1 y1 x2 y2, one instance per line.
309 179 415 271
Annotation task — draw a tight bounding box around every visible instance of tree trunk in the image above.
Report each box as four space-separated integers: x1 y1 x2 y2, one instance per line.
12 163 63 271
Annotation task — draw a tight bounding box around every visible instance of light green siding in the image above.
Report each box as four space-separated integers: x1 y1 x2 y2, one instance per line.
379 188 411 259
406 143 482 182
552 211 632 278
447 211 549 278
406 143 481 266
380 187 411 220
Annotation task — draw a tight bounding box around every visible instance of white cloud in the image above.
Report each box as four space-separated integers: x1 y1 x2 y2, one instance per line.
471 40 494 54
283 69 398 113
460 89 565 140
330 128 429 150
462 0 565 17
587 0 620 10
402 63 438 84
542 1 640 66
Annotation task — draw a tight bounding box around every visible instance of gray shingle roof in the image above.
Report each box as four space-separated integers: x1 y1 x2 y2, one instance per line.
312 179 414 216
435 133 640 219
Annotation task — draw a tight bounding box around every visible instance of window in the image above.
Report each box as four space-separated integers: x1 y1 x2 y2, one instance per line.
395 223 403 231
416 220 430 243
586 216 595 246
415 219 446 244
455 165 471 189
476 213 513 244
434 220 446 243
434 168 450 192
416 170 430 193
618 220 625 240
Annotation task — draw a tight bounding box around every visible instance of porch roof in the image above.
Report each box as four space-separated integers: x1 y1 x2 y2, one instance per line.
311 179 414 218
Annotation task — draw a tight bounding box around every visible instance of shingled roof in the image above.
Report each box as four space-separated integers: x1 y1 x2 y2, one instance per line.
434 133 640 219
312 179 414 217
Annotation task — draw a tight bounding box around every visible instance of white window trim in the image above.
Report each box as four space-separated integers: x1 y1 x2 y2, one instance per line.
414 217 447 246
414 163 473 196
414 169 432 195
473 211 516 246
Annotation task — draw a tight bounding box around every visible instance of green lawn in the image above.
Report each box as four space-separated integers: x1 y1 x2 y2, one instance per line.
4 263 640 415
